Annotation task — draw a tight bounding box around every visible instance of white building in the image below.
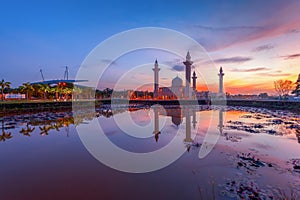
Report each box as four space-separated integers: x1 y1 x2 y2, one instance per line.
154 52 197 100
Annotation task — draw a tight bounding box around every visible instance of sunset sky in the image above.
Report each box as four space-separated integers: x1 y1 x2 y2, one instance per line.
1 0 300 94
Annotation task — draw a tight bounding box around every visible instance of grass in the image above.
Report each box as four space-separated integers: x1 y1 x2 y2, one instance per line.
276 188 299 200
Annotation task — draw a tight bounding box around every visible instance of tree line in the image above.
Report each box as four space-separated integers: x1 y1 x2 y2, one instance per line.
0 80 83 101
1 75 299 101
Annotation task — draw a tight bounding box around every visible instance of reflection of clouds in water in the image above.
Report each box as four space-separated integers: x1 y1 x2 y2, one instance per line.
251 142 273 150
129 109 152 127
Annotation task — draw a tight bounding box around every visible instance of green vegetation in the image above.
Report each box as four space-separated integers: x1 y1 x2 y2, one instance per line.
0 79 11 101
4 81 83 102
18 82 34 100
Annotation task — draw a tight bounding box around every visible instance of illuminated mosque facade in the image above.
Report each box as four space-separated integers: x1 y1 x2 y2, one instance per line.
153 51 197 100
152 51 225 100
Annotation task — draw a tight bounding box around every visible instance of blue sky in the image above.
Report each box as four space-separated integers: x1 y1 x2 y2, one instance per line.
1 0 300 94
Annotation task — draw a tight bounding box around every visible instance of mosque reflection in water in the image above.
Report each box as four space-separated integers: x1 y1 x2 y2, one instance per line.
151 105 226 151
1 105 300 146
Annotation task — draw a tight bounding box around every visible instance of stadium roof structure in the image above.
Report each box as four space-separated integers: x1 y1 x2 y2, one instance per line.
30 79 87 85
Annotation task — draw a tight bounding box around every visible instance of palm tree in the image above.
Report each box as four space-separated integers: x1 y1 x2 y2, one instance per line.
103 88 113 99
0 79 11 101
19 82 34 100
62 87 72 100
48 86 59 101
37 84 50 100
73 86 82 100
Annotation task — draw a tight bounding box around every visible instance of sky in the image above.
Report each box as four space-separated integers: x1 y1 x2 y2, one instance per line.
0 0 300 94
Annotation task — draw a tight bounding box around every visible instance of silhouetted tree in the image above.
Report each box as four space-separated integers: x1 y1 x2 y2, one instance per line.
274 79 294 99
258 93 268 99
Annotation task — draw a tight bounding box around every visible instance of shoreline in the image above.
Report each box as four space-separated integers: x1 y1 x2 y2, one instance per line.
0 99 299 116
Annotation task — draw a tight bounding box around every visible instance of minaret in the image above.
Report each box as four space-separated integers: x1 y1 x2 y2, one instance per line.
192 71 197 91
152 59 160 98
183 51 193 99
218 67 225 94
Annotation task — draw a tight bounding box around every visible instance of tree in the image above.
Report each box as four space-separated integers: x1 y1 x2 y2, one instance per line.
258 93 268 99
62 87 72 100
0 79 11 101
103 88 113 99
274 79 294 99
292 74 300 96
73 86 82 100
49 86 60 100
37 84 51 100
19 82 34 100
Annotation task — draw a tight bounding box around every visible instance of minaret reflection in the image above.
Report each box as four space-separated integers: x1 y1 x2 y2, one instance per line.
153 105 161 142
184 108 193 143
192 109 197 129
152 106 201 146
218 108 227 139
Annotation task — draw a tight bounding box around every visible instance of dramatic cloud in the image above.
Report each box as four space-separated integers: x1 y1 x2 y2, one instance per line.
190 25 265 51
101 59 118 65
171 65 185 72
252 44 274 52
286 29 299 34
194 25 262 32
256 72 292 77
186 2 300 52
230 67 270 72
280 53 300 60
213 56 252 64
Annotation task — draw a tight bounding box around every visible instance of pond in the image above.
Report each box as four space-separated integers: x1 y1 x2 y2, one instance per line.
0 105 300 199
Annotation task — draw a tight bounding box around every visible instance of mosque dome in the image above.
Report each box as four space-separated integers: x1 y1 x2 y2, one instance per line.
172 76 183 87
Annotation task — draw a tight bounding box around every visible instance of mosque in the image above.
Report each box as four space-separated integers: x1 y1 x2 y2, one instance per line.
152 51 225 99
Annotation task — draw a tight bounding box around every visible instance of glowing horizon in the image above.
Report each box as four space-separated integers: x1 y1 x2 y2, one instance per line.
0 1 299 95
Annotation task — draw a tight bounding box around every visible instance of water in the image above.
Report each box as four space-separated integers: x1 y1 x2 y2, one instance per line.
0 105 300 199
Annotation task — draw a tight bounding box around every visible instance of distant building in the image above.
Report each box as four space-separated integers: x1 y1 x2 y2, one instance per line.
151 52 226 100
158 76 185 99
153 52 198 100
196 91 210 100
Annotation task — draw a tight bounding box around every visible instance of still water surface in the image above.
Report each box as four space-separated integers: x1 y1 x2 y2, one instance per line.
1 105 300 199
